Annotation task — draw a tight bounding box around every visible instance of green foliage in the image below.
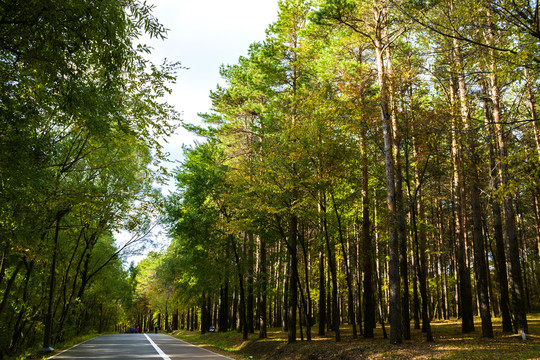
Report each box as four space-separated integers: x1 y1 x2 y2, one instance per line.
150 0 540 347
0 0 179 357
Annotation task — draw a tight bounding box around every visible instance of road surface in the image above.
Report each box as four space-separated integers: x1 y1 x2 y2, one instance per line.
49 333 235 360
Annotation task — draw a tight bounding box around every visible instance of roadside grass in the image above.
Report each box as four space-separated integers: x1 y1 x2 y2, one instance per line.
171 314 540 359
9 332 114 360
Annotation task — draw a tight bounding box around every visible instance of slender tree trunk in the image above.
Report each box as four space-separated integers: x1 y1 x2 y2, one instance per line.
247 233 255 334
287 214 299 343
229 287 235 330
438 201 449 320
191 307 195 331
258 236 267 338
9 260 34 352
361 132 375 338
201 292 207 334
326 260 332 332
173 307 179 331
274 242 282 328
374 32 401 345
42 214 66 351
330 190 357 339
482 85 513 332
299 226 312 340
449 51 475 332
388 46 410 341
464 90 493 337
0 243 8 290
0 261 23 318
318 230 326 336
407 85 433 341
524 66 540 164
231 235 248 340
411 188 433 341
322 194 340 342
485 18 528 334
412 240 421 329
354 224 364 335
220 282 229 331
318 191 326 336
282 261 289 332
374 218 388 340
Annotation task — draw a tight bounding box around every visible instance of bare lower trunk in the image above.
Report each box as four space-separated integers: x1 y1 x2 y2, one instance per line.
258 236 267 338
287 214 299 343
362 132 375 338
374 33 401 345
323 199 340 342
482 86 513 333
485 21 528 333
449 48 474 332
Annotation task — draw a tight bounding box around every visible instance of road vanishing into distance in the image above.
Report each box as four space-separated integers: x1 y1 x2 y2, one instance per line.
49 333 234 360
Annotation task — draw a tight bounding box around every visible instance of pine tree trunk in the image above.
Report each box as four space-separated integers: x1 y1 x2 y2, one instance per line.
411 187 433 341
374 220 388 340
282 261 289 332
299 226 312 340
482 84 513 332
219 282 229 332
331 191 357 339
247 233 255 334
438 203 449 320
322 193 340 341
287 214 299 343
318 238 326 336
449 53 475 332
524 66 540 164
258 235 267 338
172 307 179 331
200 292 207 334
485 22 528 333
231 235 248 340
361 132 375 338
389 46 410 341
409 90 433 341
355 226 364 335
374 32 401 345
464 93 493 337
231 286 238 330
275 243 282 328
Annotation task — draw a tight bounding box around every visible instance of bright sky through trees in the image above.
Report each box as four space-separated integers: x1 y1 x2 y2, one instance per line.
145 0 280 179
122 0 280 263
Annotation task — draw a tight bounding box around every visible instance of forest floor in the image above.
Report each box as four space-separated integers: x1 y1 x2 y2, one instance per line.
171 315 540 360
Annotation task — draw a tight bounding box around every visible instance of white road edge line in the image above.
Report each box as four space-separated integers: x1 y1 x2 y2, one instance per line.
175 338 235 360
144 333 171 360
47 338 92 359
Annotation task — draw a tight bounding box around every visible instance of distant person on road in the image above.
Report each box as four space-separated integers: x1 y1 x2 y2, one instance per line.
130 326 134 333
135 326 139 333
154 323 158 334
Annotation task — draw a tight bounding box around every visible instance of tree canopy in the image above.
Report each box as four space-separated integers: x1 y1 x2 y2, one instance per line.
152 0 540 347
0 0 179 357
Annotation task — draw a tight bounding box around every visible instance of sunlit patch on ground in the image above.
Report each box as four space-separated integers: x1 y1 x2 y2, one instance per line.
172 314 540 359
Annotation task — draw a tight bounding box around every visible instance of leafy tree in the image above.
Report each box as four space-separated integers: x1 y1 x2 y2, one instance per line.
0 0 179 356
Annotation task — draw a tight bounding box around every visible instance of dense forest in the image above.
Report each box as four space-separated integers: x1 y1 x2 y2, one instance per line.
154 0 540 346
2 0 540 358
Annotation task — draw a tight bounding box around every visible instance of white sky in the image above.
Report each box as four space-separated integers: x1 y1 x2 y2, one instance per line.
147 0 280 180
121 0 280 264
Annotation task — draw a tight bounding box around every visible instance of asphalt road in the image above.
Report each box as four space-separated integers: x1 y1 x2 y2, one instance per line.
49 333 235 360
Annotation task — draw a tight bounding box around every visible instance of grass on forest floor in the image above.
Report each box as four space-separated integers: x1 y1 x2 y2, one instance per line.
171 315 540 360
